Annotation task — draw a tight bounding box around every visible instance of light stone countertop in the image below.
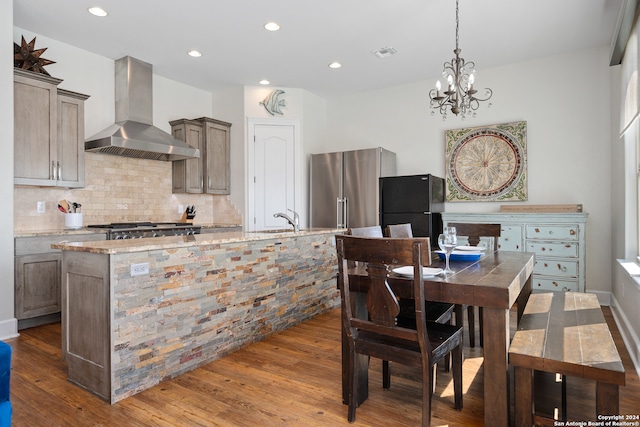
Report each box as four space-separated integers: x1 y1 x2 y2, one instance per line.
14 228 109 238
51 228 342 254
15 223 242 238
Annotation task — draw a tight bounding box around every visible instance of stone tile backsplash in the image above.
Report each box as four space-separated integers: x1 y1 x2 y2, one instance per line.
15 153 242 231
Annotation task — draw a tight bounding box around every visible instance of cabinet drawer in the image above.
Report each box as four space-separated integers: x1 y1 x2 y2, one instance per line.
526 225 579 240
15 233 106 255
533 276 580 292
534 259 578 278
498 225 523 251
526 241 578 258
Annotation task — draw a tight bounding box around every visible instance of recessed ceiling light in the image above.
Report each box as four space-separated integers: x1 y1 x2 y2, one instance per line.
259 80 270 85
328 62 342 69
187 50 202 58
264 22 280 31
88 7 108 17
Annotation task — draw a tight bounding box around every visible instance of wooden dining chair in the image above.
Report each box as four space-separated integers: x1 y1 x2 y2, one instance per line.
385 223 413 238
349 224 453 382
447 222 501 347
347 225 383 237
336 235 463 426
384 223 455 326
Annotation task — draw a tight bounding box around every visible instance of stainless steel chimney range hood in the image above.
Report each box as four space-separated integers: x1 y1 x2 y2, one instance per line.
85 56 200 161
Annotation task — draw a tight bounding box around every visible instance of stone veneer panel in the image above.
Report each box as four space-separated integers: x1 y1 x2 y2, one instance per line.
109 233 338 402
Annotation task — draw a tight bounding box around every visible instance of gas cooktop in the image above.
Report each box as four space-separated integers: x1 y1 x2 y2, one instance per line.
87 222 201 239
88 222 195 229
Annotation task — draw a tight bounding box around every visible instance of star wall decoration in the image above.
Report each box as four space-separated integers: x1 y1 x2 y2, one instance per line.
14 36 56 76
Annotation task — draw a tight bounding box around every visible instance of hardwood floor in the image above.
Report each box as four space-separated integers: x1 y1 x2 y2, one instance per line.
4 306 639 426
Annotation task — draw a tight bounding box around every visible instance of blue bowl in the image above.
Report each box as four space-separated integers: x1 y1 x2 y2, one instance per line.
436 251 483 262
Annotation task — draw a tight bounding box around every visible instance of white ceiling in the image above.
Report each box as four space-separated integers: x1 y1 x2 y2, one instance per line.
13 0 624 98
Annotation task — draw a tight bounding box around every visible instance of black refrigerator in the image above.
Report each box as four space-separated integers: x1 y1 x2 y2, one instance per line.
379 174 445 245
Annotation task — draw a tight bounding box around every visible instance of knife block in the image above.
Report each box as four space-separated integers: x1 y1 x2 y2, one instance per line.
180 212 193 223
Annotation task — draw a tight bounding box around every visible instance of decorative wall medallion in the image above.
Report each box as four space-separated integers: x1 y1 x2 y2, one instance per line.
14 35 56 76
260 89 286 116
445 121 527 202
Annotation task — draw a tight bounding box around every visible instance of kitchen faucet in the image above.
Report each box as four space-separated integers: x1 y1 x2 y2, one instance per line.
273 209 300 232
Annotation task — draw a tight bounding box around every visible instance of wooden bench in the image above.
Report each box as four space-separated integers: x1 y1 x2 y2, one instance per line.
509 292 625 426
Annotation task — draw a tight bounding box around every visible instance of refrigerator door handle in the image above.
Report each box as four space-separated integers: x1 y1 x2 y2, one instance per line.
337 197 344 228
343 197 349 229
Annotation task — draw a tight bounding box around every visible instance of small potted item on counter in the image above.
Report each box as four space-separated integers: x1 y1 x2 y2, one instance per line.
59 199 83 229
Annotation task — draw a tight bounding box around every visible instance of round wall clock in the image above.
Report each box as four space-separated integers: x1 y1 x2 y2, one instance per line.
445 121 527 202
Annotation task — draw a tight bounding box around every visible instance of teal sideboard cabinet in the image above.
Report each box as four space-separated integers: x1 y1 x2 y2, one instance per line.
442 212 588 292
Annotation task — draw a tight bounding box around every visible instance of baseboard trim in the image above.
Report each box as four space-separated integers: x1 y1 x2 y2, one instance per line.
0 317 19 341
611 293 640 379
590 290 611 306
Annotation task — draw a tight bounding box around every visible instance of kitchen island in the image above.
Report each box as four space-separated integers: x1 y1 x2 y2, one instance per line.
53 228 340 403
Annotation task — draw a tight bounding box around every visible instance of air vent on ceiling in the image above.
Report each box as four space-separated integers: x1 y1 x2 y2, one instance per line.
372 47 398 58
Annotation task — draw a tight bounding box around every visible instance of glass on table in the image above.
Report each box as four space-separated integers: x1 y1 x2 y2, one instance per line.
438 227 457 274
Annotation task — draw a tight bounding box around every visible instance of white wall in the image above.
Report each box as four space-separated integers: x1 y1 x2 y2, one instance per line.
224 86 326 228
212 86 245 221
611 26 640 374
325 47 612 293
0 1 16 339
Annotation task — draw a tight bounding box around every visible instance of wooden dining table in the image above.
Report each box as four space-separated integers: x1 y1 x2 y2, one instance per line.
342 249 535 427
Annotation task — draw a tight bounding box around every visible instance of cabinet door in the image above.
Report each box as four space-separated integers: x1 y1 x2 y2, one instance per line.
57 90 88 188
14 72 59 186
498 225 523 251
204 120 231 194
172 121 204 193
15 253 61 319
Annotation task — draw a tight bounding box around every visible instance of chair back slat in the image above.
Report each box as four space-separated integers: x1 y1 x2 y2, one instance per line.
448 222 501 249
365 263 400 326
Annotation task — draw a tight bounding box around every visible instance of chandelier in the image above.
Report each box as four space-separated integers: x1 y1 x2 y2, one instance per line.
429 0 492 118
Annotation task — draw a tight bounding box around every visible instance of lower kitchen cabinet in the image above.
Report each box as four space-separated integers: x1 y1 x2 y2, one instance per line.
15 252 61 323
14 233 106 329
442 212 588 292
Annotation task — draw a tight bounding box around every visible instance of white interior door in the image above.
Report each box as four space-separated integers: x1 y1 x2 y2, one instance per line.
248 119 298 231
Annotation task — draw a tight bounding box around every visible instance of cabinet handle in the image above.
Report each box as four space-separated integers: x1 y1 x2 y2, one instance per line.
51 161 56 180
208 176 211 189
559 264 567 272
57 161 61 181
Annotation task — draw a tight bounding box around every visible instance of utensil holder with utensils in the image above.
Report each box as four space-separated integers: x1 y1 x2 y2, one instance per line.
65 213 83 229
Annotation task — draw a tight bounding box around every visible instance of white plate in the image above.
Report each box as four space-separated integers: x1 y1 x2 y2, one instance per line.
456 245 487 251
392 266 443 278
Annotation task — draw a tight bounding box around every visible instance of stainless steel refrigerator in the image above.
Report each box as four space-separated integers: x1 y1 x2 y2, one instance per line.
310 148 396 229
379 174 445 245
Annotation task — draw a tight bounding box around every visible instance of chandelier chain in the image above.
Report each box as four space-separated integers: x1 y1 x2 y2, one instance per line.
455 0 459 52
428 0 493 118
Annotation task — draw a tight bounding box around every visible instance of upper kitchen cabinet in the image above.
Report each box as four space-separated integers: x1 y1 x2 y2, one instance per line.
14 69 89 187
171 117 231 195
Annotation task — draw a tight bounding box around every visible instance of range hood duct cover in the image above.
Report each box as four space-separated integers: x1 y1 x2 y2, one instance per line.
85 56 200 161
